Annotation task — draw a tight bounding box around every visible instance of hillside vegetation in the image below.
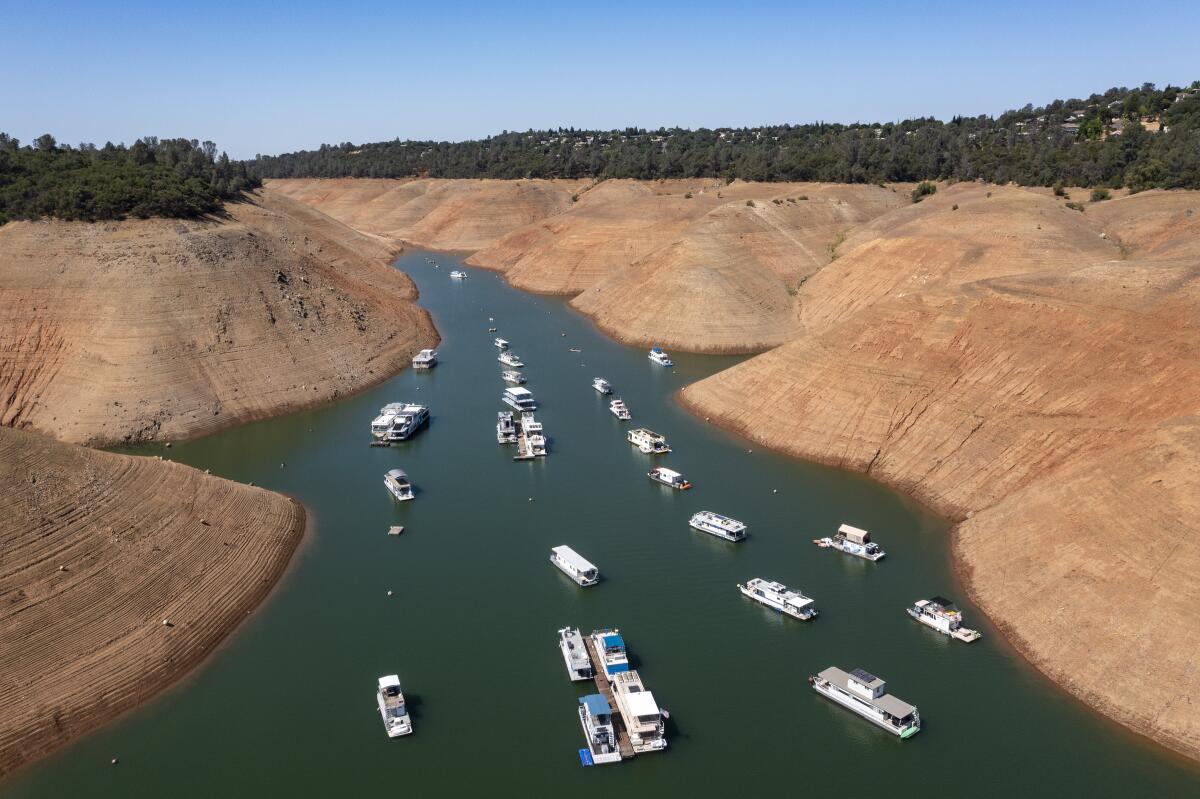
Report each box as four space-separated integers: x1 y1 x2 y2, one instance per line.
251 82 1200 190
0 134 259 224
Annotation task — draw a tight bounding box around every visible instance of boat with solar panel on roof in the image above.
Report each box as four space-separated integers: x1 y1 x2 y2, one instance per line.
809 666 921 738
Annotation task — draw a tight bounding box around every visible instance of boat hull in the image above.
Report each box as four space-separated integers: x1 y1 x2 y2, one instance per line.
551 556 597 586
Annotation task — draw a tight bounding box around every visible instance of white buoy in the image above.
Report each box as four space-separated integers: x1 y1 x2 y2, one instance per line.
111 758 118 765
773 489 778 494
387 590 394 597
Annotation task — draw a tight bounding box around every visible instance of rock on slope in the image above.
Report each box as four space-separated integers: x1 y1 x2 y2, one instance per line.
680 185 1200 760
0 190 437 446
266 177 588 251
0 426 305 777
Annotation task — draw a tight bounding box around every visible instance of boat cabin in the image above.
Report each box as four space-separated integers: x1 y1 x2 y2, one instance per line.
838 524 872 545
550 545 599 586
503 387 537 411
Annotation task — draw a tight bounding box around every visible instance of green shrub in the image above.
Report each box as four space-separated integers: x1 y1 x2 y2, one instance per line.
911 181 937 203
1065 201 1085 212
1090 187 1111 202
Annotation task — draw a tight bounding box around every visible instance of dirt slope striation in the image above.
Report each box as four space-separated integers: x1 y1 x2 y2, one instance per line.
0 426 305 777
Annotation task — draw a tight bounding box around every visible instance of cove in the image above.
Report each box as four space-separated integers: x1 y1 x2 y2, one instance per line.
6 250 1198 797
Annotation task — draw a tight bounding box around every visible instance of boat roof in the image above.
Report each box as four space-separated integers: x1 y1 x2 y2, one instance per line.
580 694 611 717
653 467 682 478
378 675 400 689
875 694 917 719
819 667 916 717
416 348 435 356
650 347 664 353
838 523 869 537
849 667 884 687
385 469 409 480
551 545 596 573
505 387 533 397
929 596 956 608
629 427 661 437
625 691 659 718
601 633 625 650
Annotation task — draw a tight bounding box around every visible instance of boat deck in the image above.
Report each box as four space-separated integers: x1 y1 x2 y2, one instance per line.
582 638 635 760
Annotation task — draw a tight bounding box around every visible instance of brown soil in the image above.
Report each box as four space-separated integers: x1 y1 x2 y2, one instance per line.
0 190 437 446
0 426 305 778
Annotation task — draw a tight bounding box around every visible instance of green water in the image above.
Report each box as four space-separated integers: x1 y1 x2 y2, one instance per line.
7 251 1198 797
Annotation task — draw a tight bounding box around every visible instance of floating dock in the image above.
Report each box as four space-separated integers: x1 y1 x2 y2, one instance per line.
582 637 636 760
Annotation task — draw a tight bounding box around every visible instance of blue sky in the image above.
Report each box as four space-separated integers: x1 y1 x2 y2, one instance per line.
3 0 1198 159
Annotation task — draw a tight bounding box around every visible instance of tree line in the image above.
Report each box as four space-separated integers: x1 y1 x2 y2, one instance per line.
0 134 260 225
248 82 1200 191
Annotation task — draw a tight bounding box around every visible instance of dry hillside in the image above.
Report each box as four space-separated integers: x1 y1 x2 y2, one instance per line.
0 190 437 446
0 426 305 777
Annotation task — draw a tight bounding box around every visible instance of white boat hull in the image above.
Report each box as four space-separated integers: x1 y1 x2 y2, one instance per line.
907 608 981 642
690 517 746 542
577 707 623 764
811 680 917 737
738 584 816 619
551 555 597 586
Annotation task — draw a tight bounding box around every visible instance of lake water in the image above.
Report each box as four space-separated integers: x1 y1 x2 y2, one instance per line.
6 251 1198 797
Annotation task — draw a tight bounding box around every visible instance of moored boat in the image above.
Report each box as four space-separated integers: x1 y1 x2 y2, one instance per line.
689 511 747 542
590 629 630 681
494 337 509 349
498 351 524 368
496 411 517 444
648 466 691 490
550 545 598 586
377 675 413 738
809 667 920 738
627 428 670 454
502 386 537 411
559 627 595 681
907 597 981 642
610 671 667 753
578 694 622 765
737 578 816 619
648 347 673 367
815 523 885 561
609 398 632 420
501 370 526 384
412 348 437 369
384 468 414 502
449 270 467 279
593 377 613 394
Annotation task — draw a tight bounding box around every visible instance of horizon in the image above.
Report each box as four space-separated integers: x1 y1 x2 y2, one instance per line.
4 0 1200 159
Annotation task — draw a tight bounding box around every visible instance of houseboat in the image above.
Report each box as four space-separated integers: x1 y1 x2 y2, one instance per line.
515 413 547 459
610 671 667 753
550 545 599 587
377 675 413 738
809 667 921 738
815 523 885 561
371 403 429 442
592 377 613 395
590 630 630 681
648 466 691 490
494 337 509 349
384 469 414 502
558 627 595 682
907 597 981 642
501 370 526 384
737 578 817 620
412 349 437 369
498 351 524 368
689 511 747 542
496 411 517 444
502 387 537 412
449 270 467 279
627 428 670 454
370 403 404 440
609 399 632 420
648 347 674 367
578 694 623 765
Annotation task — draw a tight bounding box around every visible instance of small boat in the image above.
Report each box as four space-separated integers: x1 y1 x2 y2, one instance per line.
737 578 816 619
578 694 622 765
412 349 437 369
592 377 612 395
449 270 467 279
496 411 517 444
627 428 670 454
558 627 595 681
907 597 981 642
502 387 537 411
809 667 920 739
498 351 524 368
501 370 526 384
488 327 497 333
377 675 413 738
550 545 599 587
609 399 631 420
569 347 581 353
384 469 414 502
690 511 747 542
648 466 691 490
648 347 674 367
494 337 509 349
590 629 630 681
610 671 668 753
815 523 885 561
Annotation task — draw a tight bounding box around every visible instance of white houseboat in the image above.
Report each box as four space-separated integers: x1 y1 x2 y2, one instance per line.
494 337 509 349
501 370 526 384
590 630 630 681
907 597 981 642
384 469 414 502
412 349 437 369
386 404 429 442
377 675 413 738
648 347 674 367
578 694 623 765
627 428 670 454
496 411 517 444
648 466 691 490
809 667 921 738
449 270 467 279
609 399 632 420
550 545 598 587
558 627 595 682
592 377 613 395
502 386 537 411
515 413 547 459
498 351 524 368
689 511 747 542
370 403 404 439
815 523 885 561
737 578 817 620
610 671 667 753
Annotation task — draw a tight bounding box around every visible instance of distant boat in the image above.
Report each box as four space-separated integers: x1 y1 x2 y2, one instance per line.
377 675 413 738
609 399 631 420
450 270 467 279
384 469 414 502
592 377 612 394
412 349 437 369
494 337 509 349
648 347 674 367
